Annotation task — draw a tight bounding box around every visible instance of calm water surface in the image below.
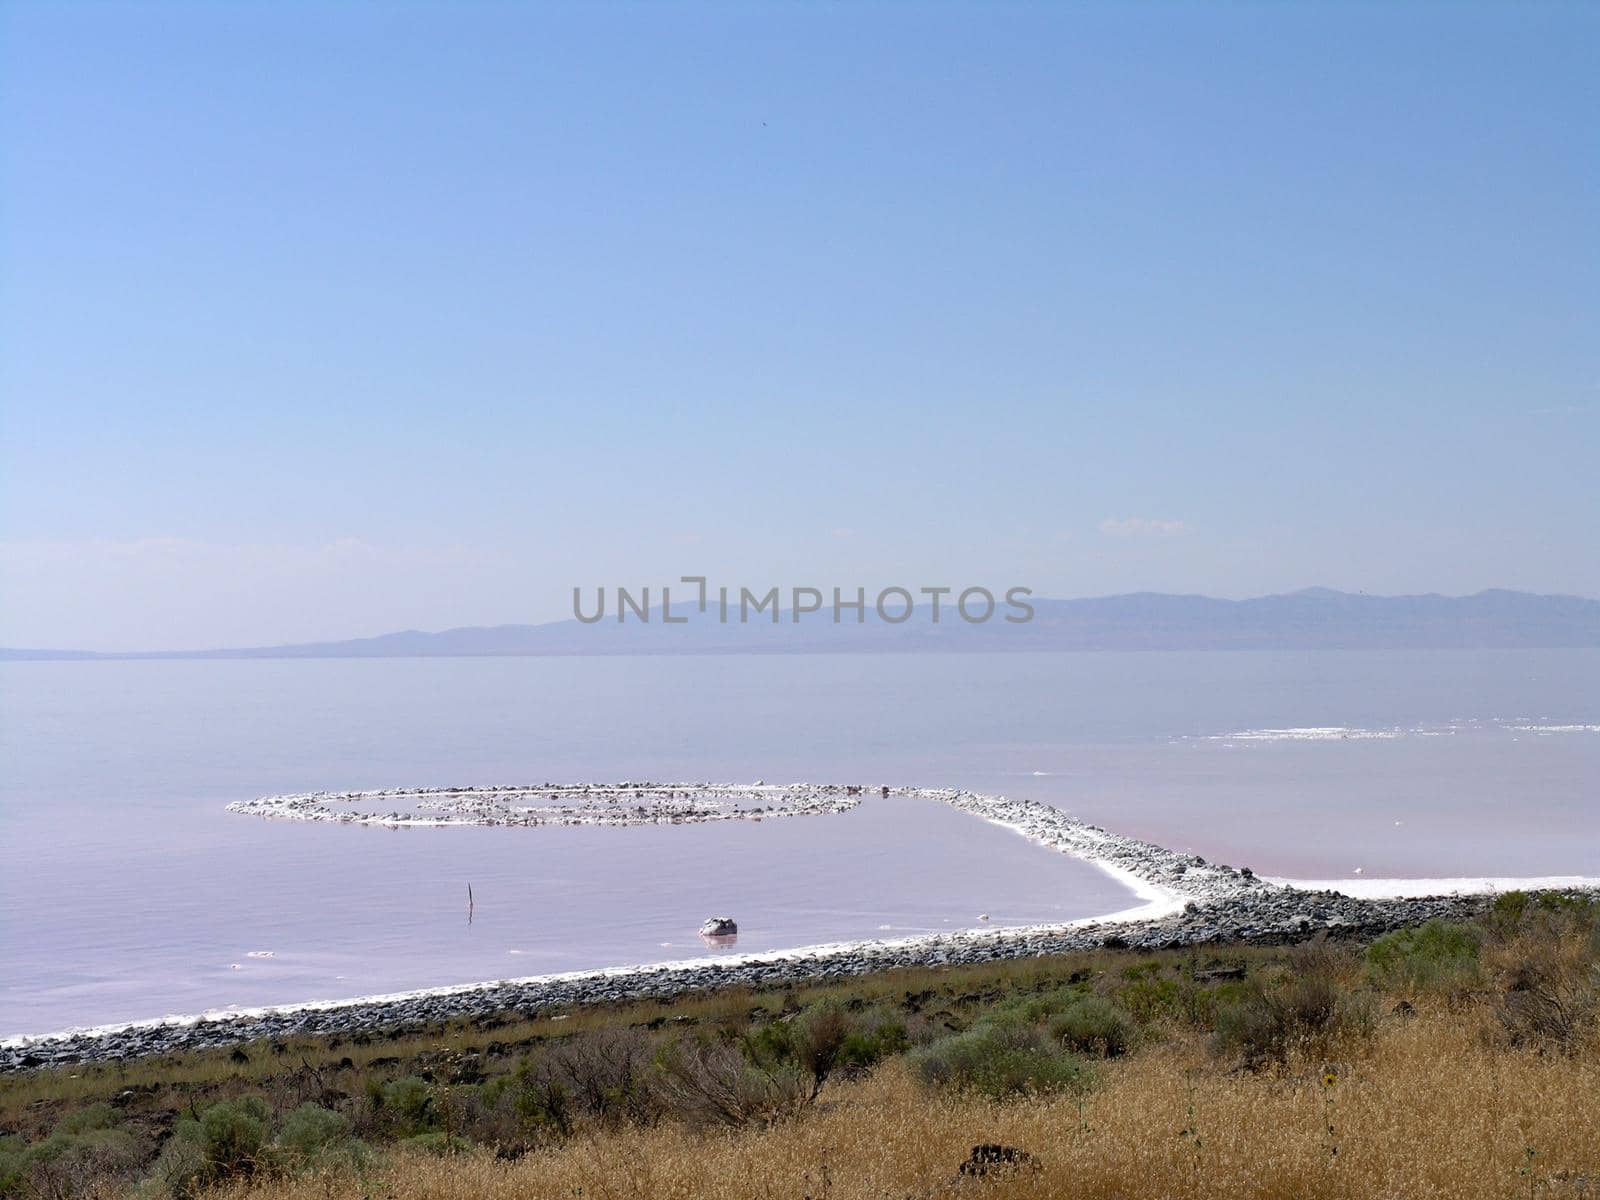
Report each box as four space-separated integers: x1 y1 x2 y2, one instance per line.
2 650 1595 1035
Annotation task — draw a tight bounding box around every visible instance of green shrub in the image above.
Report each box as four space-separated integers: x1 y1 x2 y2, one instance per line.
1214 970 1373 1067
143 1132 207 1199
1485 899 1600 1051
194 1096 271 1179
742 1001 907 1091
513 1073 573 1137
1488 890 1534 934
838 1019 908 1071
396 1130 462 1156
1174 978 1252 1029
1049 996 1135 1057
493 1029 661 1137
1487 891 1600 941
274 1104 354 1167
148 1095 272 1196
1 1124 145 1199
0 1136 24 1198
652 1035 813 1127
1114 974 1184 1023
909 1020 1092 1100
983 986 1088 1026
380 1076 435 1135
791 1000 852 1088
1366 920 1482 994
54 1102 122 1136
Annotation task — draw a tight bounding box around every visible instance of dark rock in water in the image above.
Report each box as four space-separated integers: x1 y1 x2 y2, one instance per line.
958 1144 1039 1177
699 916 738 937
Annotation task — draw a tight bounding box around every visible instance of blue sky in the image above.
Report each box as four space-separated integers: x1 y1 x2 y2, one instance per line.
2 1 1595 650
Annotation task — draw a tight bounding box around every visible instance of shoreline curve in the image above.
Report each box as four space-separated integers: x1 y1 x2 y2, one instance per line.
5 783 1596 1071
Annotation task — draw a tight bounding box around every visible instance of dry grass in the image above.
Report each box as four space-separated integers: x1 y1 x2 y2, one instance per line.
10 917 1595 1200
231 1009 1599 1200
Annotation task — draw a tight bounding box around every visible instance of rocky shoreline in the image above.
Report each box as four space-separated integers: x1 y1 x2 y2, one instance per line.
6 784 1594 1072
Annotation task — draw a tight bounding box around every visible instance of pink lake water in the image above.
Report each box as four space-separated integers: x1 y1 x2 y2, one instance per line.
2 649 1595 1036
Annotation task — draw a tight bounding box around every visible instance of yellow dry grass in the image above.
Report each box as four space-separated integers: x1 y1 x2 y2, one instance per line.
234 1008 1599 1200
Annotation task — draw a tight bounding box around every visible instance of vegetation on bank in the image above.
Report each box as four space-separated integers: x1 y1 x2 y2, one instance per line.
1 892 1596 1199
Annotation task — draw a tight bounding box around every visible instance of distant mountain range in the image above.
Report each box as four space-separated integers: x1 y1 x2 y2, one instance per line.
5 589 1599 661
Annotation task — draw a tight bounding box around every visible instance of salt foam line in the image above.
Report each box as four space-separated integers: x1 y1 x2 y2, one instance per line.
1270 875 1600 900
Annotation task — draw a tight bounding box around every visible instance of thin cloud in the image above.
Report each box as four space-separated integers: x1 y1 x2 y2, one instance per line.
1099 517 1189 538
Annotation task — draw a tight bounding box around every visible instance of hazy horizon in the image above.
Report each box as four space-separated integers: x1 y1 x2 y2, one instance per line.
7 585 1598 657
8 578 1600 655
